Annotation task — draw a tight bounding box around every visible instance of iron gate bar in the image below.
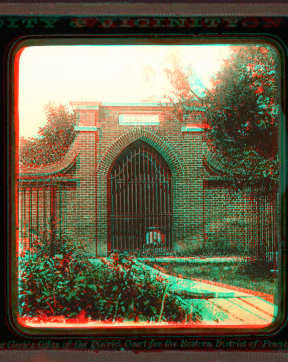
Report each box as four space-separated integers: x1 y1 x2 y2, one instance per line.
124 157 127 250
23 188 25 242
115 167 117 250
270 196 272 262
18 182 75 254
30 187 32 249
150 149 153 215
127 151 130 247
118 162 121 250
140 145 142 247
148 152 150 225
121 159 123 249
59 185 62 240
122 158 125 249
108 140 173 252
155 150 158 230
113 167 115 250
143 143 146 248
64 187 67 231
131 149 134 249
113 167 116 250
44 187 46 239
265 196 268 262
267 195 270 262
119 161 122 250
123 157 129 249
127 152 129 217
115 164 117 250
37 187 39 237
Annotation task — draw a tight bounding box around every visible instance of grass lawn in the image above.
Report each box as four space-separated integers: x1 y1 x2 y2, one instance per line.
144 261 278 304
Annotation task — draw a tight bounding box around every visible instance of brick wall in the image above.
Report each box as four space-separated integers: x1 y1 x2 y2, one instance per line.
203 180 279 261
203 183 248 253
64 102 207 256
18 101 279 261
94 104 206 255
18 141 79 252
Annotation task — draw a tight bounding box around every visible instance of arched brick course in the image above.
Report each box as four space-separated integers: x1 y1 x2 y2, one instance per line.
17 101 279 265
97 128 188 179
95 128 190 255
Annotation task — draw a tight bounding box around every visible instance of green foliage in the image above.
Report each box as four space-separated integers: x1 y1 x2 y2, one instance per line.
179 240 245 258
123 239 244 258
167 65 205 123
145 51 205 123
19 240 199 322
111 248 181 258
158 46 280 188
163 53 197 104
204 46 280 188
19 233 100 318
19 103 76 167
87 254 188 323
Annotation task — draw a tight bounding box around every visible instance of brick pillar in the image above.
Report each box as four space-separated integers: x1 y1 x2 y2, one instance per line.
70 102 101 257
179 124 205 251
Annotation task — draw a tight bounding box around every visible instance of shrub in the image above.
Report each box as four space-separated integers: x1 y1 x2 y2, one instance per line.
19 239 202 323
19 232 101 318
99 253 189 323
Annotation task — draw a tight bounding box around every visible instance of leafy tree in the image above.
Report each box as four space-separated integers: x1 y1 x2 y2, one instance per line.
19 103 76 167
162 53 205 122
203 45 280 189
202 45 281 266
157 46 280 266
152 46 280 187
142 52 204 121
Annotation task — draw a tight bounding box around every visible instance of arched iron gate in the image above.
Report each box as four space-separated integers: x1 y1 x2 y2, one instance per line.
107 140 173 252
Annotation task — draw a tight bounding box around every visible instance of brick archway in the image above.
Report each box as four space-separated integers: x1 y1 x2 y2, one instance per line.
107 139 173 252
96 128 189 255
97 128 188 179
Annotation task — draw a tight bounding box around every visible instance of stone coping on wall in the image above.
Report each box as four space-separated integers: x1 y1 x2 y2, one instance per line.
18 177 80 186
70 101 208 109
70 101 167 110
70 101 101 110
75 125 101 131
102 102 165 107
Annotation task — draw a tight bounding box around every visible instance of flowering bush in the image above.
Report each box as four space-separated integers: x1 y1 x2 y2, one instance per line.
19 233 101 319
19 236 201 323
98 253 188 323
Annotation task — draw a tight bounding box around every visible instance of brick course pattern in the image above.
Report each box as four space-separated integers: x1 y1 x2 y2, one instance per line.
17 101 279 260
